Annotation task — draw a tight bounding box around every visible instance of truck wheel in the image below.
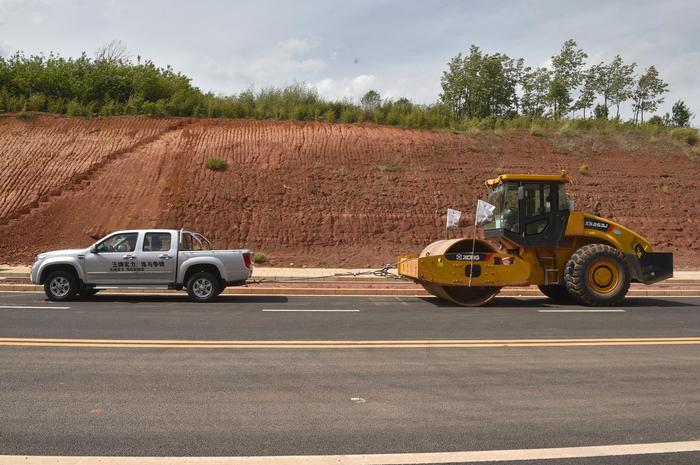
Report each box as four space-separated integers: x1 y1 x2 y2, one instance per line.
537 285 571 302
566 244 631 306
187 272 220 302
44 270 78 302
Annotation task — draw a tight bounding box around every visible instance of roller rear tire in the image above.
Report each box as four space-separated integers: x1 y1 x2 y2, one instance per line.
565 244 631 306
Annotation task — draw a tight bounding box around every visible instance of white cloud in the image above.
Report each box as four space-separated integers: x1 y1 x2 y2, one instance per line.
316 74 377 101
279 38 311 54
190 37 326 93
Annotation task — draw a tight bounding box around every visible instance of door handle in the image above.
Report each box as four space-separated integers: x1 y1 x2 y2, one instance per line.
159 254 171 260
123 254 135 260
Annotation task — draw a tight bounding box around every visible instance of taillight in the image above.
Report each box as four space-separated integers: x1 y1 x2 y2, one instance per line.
243 252 253 269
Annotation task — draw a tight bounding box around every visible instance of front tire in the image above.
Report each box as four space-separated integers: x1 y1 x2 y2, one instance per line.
566 244 631 306
187 272 220 302
44 270 78 301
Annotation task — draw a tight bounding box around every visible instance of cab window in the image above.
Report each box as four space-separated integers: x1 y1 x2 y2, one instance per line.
485 182 519 233
180 232 203 251
523 183 544 217
558 184 569 211
523 183 550 235
143 233 172 252
96 233 138 253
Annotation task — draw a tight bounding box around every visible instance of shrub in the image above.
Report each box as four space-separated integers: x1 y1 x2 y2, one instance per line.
16 108 31 120
529 125 544 137
205 158 227 171
593 104 609 120
253 252 268 264
578 164 589 175
670 128 698 146
647 115 666 127
66 100 86 117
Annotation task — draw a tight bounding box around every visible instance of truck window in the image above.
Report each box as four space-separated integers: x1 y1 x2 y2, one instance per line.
180 232 203 251
96 233 138 253
143 232 172 252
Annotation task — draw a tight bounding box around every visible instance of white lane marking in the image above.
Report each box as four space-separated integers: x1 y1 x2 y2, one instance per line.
0 305 71 310
262 309 359 312
3 440 700 464
537 309 626 313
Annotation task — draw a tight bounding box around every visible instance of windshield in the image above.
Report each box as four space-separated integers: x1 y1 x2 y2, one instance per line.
484 182 520 233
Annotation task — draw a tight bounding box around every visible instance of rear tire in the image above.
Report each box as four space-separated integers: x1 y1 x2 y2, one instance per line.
44 270 78 302
537 285 571 302
566 244 631 306
187 271 220 302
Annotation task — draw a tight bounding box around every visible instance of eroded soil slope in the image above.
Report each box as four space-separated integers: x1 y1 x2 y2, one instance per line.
0 114 183 224
0 115 698 267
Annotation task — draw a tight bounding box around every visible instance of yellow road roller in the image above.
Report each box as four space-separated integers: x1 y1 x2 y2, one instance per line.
398 172 673 306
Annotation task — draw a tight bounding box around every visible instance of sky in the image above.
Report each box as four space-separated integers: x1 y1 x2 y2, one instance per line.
0 0 698 120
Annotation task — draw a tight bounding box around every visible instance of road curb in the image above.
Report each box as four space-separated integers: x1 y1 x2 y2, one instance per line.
1 284 699 297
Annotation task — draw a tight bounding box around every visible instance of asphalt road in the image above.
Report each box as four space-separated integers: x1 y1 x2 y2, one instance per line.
1 292 699 464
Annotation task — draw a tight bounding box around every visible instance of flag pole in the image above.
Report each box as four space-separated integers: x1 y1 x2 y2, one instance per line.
468 205 478 287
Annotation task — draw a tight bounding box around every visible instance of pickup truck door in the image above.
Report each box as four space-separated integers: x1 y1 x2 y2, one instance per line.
84 232 142 285
136 231 178 284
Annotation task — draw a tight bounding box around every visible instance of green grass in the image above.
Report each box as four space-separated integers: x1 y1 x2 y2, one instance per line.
529 125 545 137
253 252 268 264
670 128 698 146
205 158 227 172
15 108 31 120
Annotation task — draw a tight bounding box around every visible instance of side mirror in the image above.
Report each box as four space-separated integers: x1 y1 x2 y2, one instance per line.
90 246 98 254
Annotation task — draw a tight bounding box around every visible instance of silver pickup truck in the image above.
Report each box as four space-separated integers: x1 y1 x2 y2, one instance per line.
31 229 253 302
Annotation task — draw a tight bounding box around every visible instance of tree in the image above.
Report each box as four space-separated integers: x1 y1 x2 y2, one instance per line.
521 67 551 117
549 39 587 117
479 53 520 118
671 100 693 127
573 67 597 118
606 56 636 119
547 78 571 119
360 89 381 110
440 45 520 120
95 40 130 63
632 66 668 124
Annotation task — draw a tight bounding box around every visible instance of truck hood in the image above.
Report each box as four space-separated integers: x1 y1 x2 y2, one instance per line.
37 248 88 260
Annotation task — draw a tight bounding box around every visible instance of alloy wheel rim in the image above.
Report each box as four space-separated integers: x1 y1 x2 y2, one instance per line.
193 278 213 298
587 258 621 294
49 276 70 297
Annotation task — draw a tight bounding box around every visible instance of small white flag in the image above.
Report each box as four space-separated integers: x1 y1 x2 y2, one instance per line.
446 208 462 229
475 199 496 226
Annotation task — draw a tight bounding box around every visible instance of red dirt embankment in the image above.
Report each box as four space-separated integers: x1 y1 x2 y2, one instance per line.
0 114 698 268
